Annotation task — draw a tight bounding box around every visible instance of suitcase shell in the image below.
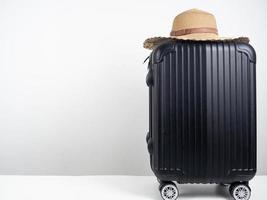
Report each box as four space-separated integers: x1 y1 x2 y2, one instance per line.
146 40 256 184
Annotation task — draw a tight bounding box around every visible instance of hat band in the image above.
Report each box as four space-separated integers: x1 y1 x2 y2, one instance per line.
170 27 218 36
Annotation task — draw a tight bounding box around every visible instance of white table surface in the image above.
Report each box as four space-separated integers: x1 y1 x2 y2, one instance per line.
0 175 266 200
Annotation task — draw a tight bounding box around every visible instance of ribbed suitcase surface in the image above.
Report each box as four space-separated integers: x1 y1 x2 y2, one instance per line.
146 41 256 184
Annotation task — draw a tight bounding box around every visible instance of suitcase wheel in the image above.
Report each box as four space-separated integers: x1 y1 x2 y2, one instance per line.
160 182 179 200
157 179 167 190
229 183 251 200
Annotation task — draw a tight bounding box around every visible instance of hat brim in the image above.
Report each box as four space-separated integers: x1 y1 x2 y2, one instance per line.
143 33 250 50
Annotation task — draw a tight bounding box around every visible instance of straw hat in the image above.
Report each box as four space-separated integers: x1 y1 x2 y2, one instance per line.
143 9 249 50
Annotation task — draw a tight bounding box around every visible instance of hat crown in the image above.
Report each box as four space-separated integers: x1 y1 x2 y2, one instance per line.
171 9 218 35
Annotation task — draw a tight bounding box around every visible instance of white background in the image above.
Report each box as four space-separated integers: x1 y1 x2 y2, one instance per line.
1 176 266 200
0 0 266 175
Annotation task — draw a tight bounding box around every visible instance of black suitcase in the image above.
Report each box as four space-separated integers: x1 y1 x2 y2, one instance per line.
145 40 256 200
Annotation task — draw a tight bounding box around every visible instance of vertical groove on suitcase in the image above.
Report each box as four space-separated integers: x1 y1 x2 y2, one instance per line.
181 44 185 174
187 44 191 178
219 43 224 178
193 44 197 179
170 52 174 171
177 46 182 170
150 41 256 183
